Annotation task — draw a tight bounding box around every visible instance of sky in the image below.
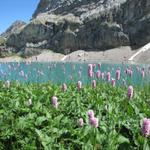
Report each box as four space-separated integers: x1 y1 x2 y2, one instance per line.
0 0 40 34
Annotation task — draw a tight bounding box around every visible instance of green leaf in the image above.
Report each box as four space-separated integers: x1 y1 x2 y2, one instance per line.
117 135 130 144
35 129 52 150
0 109 4 114
143 139 150 150
35 116 47 126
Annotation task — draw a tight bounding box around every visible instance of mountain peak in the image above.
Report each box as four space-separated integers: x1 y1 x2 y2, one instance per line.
1 20 26 38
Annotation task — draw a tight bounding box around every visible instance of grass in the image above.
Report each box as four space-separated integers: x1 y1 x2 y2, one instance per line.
0 81 150 149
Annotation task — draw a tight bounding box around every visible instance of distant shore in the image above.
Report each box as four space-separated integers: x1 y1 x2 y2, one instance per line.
0 47 149 64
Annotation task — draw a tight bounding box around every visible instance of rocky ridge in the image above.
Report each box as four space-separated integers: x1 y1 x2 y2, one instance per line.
1 20 26 38
1 0 150 56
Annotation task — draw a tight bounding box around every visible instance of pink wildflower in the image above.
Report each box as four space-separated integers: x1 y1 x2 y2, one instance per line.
128 85 134 99
88 64 93 71
116 69 121 80
142 118 150 137
106 72 111 81
88 110 94 118
88 69 94 78
92 64 96 69
77 81 82 90
98 63 101 69
51 96 59 108
111 78 116 87
129 70 133 77
78 118 84 127
92 80 96 88
88 64 94 77
90 117 99 128
141 70 145 78
62 83 67 92
96 70 101 78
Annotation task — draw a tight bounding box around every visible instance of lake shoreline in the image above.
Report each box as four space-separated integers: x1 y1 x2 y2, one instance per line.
0 46 143 64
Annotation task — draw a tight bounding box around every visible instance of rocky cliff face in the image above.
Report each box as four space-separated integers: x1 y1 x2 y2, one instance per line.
118 0 150 48
1 20 26 38
4 0 150 55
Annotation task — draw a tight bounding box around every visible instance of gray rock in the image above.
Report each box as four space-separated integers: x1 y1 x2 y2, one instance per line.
4 0 150 56
118 0 150 48
1 20 26 38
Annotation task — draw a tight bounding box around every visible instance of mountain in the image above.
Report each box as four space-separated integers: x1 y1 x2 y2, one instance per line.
2 0 150 56
1 20 26 38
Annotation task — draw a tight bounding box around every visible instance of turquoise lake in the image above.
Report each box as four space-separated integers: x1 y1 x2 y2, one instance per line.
0 62 149 86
